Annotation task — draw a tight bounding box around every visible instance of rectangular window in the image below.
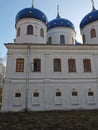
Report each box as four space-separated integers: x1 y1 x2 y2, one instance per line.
54 58 61 72
72 91 78 96
33 59 41 72
56 92 61 96
68 59 76 72
15 93 21 98
16 58 24 72
83 59 91 72
33 92 39 97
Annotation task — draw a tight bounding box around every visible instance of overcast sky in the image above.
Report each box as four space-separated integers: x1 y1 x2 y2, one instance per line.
0 0 98 58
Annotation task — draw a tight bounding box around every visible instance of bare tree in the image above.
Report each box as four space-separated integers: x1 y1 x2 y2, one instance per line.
0 56 6 79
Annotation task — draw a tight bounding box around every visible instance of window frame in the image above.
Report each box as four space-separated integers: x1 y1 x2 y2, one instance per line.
72 37 74 44
48 37 52 44
83 59 91 72
68 59 76 72
55 90 62 105
53 58 61 72
87 90 95 104
60 35 65 44
33 58 41 72
82 34 86 44
90 28 96 38
88 91 94 96
40 28 44 37
16 58 24 72
17 27 20 37
27 25 33 35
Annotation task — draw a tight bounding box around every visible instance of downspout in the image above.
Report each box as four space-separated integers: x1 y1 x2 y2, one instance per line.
25 44 30 111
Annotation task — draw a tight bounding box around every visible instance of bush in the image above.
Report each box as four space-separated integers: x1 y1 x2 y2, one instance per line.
0 110 98 130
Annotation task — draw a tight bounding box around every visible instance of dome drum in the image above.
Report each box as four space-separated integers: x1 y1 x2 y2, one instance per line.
47 27 76 45
47 15 75 45
80 8 98 45
15 18 47 44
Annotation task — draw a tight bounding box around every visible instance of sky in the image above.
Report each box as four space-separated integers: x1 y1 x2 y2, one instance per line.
0 0 98 60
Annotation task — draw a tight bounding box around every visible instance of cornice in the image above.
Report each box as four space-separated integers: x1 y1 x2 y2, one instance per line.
4 43 98 51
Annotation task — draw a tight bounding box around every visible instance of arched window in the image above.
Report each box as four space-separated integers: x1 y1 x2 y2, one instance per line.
32 91 40 105
72 37 74 44
68 59 76 72
82 34 86 44
83 59 91 72
54 58 61 72
14 91 22 106
55 90 62 105
90 28 96 38
27 25 33 35
48 37 52 44
33 58 41 72
40 28 44 37
71 89 79 105
17 27 20 37
60 35 65 44
16 58 24 72
87 89 95 104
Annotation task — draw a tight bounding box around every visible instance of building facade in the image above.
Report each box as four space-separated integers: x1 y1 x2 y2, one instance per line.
2 3 98 111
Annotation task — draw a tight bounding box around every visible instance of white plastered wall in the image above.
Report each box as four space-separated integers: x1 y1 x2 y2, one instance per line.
47 27 76 44
15 18 47 44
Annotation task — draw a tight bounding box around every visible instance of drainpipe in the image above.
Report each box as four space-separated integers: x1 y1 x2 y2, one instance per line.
25 44 30 111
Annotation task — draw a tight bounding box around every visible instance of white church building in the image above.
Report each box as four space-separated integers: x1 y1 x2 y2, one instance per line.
2 2 98 111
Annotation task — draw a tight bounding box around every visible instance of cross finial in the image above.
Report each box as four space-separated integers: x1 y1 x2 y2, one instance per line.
91 0 96 11
32 0 34 7
57 5 60 18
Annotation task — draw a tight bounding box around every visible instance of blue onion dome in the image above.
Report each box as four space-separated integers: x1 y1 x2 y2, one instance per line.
15 6 48 25
80 7 98 30
48 14 75 30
